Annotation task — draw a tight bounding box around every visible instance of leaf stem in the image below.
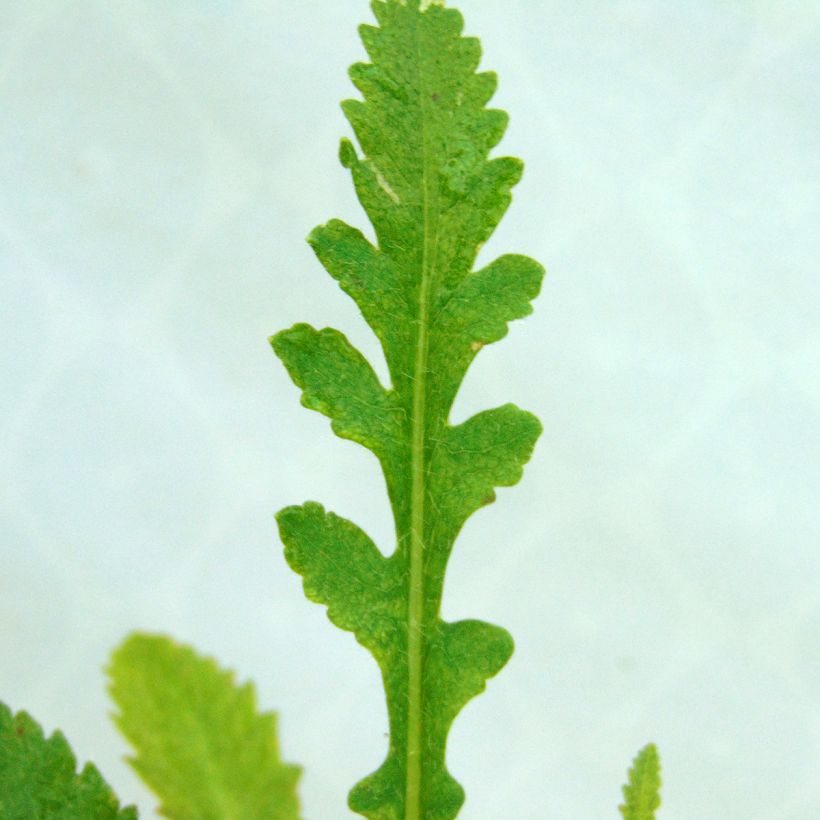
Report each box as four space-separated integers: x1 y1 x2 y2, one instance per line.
406 278 427 820
406 13 438 819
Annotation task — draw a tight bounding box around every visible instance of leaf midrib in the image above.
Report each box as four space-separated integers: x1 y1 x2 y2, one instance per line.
405 8 440 820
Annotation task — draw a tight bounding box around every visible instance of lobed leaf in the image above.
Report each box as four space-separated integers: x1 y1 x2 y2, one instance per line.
0 699 136 819
620 744 662 820
108 633 301 820
273 1 544 817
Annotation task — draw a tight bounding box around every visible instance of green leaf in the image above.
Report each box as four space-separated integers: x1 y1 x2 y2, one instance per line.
620 744 662 820
273 1 544 818
108 633 301 820
0 699 137 819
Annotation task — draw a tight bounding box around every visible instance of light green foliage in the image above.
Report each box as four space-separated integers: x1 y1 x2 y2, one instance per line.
108 633 300 820
620 744 662 820
0 699 136 819
272 1 544 817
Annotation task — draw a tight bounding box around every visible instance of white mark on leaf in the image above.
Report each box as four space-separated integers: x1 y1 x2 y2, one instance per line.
371 164 401 204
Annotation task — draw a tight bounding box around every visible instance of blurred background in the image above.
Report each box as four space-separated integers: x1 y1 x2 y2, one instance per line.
1 1 819 817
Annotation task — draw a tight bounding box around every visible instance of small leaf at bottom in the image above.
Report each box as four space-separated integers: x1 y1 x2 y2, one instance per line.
620 743 662 820
108 633 300 820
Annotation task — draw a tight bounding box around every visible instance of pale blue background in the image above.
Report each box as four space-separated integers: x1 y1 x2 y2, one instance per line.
1 1 819 817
